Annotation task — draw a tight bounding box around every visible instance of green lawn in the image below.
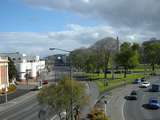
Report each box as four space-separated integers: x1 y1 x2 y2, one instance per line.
95 74 144 93
82 64 159 93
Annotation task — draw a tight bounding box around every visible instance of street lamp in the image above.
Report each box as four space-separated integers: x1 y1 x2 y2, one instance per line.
49 47 73 120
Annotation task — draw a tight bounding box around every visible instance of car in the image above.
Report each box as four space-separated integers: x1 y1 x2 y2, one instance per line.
151 84 160 92
140 81 150 88
130 90 137 95
43 80 48 85
125 90 138 100
141 77 146 82
127 95 137 100
35 85 42 90
134 78 141 84
148 98 160 109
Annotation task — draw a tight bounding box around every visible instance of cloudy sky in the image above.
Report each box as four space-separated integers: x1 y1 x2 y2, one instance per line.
1 0 160 56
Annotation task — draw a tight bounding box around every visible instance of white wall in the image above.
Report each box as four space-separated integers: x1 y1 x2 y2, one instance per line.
5 53 46 80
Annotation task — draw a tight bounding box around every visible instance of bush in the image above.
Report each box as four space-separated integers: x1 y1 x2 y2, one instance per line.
7 84 16 93
0 84 16 94
87 108 109 120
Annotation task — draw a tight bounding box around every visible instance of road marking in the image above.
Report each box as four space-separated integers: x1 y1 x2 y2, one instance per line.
122 99 126 120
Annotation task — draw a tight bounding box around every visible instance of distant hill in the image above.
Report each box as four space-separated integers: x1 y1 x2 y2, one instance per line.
90 37 119 52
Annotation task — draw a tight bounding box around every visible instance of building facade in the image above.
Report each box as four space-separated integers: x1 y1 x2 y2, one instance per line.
0 53 45 81
0 57 9 90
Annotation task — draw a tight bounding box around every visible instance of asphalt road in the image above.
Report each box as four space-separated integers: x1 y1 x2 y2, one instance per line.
0 89 30 104
0 95 41 120
0 66 99 120
124 76 160 120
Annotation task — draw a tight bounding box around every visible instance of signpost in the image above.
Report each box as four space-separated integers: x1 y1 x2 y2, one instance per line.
5 85 8 103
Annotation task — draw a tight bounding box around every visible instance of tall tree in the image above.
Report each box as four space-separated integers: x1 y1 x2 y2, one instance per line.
143 42 160 72
115 42 139 78
70 48 88 71
8 57 17 82
91 37 118 79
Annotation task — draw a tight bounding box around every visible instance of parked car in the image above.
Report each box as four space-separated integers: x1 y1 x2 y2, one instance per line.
43 80 48 85
148 98 160 109
140 81 150 88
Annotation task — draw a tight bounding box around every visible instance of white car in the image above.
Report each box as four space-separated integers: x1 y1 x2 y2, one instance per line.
140 81 150 88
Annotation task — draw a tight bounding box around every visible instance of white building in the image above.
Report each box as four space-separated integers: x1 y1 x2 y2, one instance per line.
0 53 45 81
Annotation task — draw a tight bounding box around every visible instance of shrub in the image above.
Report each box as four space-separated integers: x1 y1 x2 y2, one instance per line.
87 107 109 120
7 84 16 93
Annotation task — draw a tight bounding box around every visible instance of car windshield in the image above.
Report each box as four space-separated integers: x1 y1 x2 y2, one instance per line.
150 100 158 103
143 82 149 84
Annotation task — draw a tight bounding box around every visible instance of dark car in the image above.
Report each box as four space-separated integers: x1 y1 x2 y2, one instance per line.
127 95 137 100
125 90 138 100
129 95 137 100
130 90 137 95
134 78 141 84
141 77 146 82
148 99 160 109
43 80 48 85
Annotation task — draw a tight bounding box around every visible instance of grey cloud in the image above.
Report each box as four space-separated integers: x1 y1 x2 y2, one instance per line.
1 23 160 56
24 0 160 32
0 25 116 56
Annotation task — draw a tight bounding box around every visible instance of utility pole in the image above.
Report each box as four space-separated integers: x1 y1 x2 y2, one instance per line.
70 58 73 120
5 60 8 103
5 85 8 103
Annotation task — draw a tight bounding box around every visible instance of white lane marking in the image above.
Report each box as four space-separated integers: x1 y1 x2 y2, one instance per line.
122 99 126 120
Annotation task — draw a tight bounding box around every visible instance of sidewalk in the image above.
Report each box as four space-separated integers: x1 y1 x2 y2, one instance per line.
16 79 38 86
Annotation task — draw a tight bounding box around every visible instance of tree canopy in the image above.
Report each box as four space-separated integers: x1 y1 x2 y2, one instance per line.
37 77 89 120
8 57 17 82
142 42 160 72
114 42 139 77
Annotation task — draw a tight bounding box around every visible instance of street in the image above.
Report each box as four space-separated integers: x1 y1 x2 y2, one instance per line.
124 76 160 120
0 89 30 104
0 66 99 120
0 95 40 120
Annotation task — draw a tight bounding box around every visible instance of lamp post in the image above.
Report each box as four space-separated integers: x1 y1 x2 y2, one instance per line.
49 48 73 120
104 100 107 114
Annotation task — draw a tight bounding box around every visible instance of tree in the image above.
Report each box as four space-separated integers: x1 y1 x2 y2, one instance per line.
91 37 118 79
143 42 160 73
115 42 139 78
70 48 88 71
37 77 89 120
8 57 17 82
70 37 118 75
